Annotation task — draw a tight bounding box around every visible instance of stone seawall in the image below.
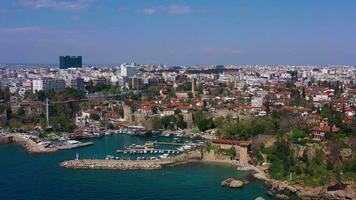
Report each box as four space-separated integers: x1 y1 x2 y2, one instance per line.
60 151 203 170
0 135 13 144
0 134 58 153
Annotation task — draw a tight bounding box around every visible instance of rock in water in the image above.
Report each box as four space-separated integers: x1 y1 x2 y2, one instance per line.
229 179 244 188
221 178 234 186
221 178 244 188
255 197 265 200
275 193 289 200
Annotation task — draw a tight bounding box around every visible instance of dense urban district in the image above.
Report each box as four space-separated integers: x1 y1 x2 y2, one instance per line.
0 60 356 199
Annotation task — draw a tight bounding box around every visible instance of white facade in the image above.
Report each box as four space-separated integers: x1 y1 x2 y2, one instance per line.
120 63 138 77
251 96 264 107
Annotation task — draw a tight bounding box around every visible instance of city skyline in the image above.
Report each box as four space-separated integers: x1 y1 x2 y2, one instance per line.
0 0 356 65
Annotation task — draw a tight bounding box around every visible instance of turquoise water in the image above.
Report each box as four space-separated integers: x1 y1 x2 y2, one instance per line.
0 135 275 200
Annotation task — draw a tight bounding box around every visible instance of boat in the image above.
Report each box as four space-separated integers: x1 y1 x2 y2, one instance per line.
159 153 169 159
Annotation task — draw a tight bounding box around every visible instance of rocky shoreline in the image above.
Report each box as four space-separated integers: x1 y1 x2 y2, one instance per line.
0 134 58 153
60 151 203 170
249 165 356 200
0 134 94 153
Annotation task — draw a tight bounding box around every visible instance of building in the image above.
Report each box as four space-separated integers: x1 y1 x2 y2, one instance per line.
251 96 264 107
120 63 138 77
68 77 84 91
210 139 251 164
59 56 82 69
32 78 65 93
92 77 107 86
310 119 340 141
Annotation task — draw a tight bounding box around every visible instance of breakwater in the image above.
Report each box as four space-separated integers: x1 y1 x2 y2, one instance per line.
60 151 202 170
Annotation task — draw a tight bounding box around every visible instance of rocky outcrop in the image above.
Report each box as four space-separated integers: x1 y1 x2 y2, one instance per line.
255 197 265 200
264 178 356 200
339 148 352 161
251 135 277 150
221 178 244 188
0 135 13 144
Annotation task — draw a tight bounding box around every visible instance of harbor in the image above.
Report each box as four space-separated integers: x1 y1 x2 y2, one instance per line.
0 133 274 200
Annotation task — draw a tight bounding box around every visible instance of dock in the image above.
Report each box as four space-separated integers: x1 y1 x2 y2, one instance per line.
116 149 180 154
57 142 94 150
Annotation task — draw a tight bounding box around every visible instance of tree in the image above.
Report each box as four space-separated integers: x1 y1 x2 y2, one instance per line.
90 113 100 121
194 111 215 132
174 109 182 115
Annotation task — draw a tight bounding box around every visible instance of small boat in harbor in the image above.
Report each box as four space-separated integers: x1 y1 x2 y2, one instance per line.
159 153 169 159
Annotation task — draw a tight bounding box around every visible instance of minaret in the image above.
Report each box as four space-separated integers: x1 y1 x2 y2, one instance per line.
191 77 196 97
46 98 49 127
173 78 178 91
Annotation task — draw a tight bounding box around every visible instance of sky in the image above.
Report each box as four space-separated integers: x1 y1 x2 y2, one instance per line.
0 0 355 65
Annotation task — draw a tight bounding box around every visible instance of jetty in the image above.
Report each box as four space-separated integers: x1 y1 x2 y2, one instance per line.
60 151 202 170
57 142 94 150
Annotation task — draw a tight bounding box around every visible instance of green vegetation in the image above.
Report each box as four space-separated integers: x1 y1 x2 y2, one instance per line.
90 113 100 121
26 88 86 101
254 138 356 186
214 115 279 139
193 111 215 132
86 83 120 96
160 114 187 130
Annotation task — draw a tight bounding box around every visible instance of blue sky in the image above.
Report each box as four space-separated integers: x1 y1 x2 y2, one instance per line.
0 0 355 65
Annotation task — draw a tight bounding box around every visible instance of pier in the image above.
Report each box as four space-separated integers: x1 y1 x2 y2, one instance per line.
60 151 202 170
57 142 94 150
116 149 180 154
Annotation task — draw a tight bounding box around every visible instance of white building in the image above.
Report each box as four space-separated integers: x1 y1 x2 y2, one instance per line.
251 96 264 107
32 78 65 93
120 63 138 77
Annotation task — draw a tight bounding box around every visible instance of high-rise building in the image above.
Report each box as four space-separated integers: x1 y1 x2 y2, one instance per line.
59 56 82 69
120 63 138 77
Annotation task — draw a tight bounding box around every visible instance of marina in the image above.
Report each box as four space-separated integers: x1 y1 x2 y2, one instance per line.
0 133 275 200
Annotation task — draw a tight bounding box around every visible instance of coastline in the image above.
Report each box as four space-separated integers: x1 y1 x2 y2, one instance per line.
249 165 356 200
3 133 355 200
0 134 58 153
0 134 94 153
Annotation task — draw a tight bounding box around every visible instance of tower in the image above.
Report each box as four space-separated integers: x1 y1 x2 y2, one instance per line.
191 77 196 97
46 98 49 127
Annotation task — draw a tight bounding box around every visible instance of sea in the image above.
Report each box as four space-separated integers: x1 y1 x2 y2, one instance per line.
0 134 275 200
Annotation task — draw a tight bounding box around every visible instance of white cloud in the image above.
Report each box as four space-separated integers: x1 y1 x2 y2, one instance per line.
143 4 191 15
16 0 95 10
